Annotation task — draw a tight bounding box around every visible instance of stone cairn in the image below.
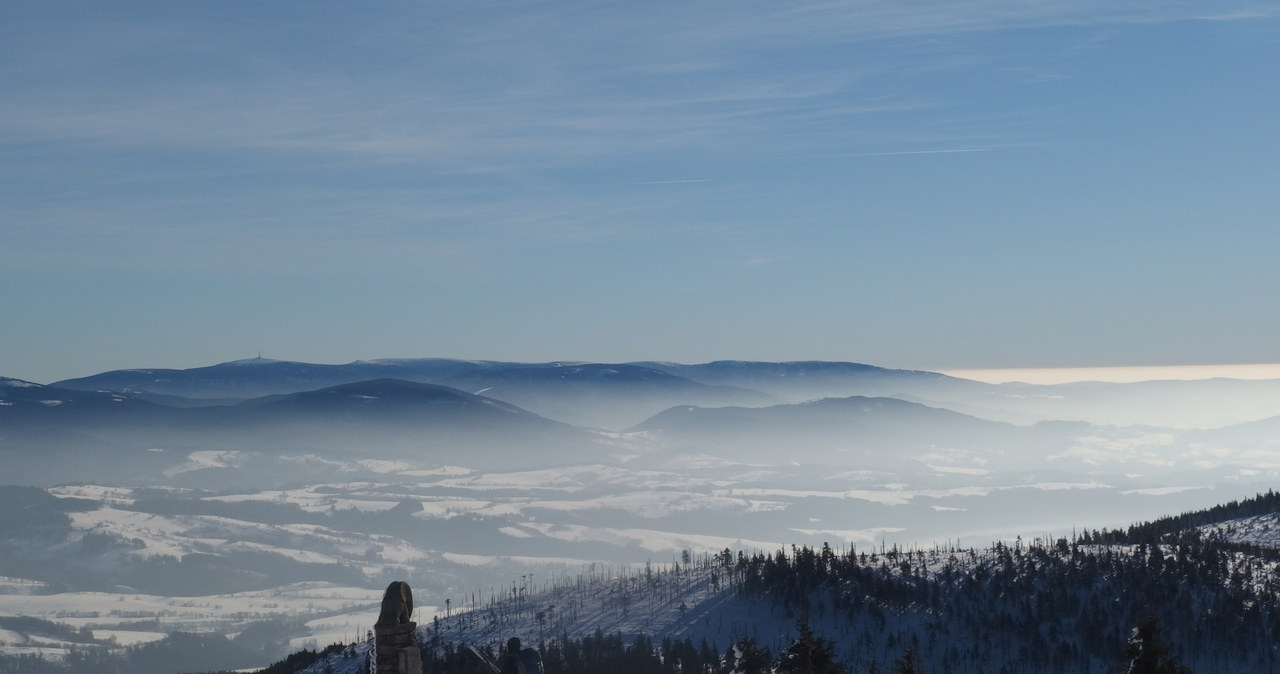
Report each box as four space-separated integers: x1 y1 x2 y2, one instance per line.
374 580 420 674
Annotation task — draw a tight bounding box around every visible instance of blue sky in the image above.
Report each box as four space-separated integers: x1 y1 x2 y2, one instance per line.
3 1 1279 383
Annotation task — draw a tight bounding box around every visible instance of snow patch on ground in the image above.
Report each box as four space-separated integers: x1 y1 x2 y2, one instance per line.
1121 485 1212 496
499 526 534 539
0 576 47 595
356 459 414 474
415 498 494 518
0 379 39 387
0 582 381 650
1003 481 1110 492
68 508 204 559
163 450 243 477
926 464 990 475
400 465 474 478
715 485 990 506
528 491 752 518
519 521 782 554
789 527 907 544
91 629 167 646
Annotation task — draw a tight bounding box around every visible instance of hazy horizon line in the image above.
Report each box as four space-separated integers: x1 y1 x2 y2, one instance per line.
940 363 1280 385
13 358 1280 388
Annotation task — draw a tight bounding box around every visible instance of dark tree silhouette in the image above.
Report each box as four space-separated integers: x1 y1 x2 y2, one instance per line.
1125 616 1191 674
777 618 844 674
722 636 772 674
891 647 924 674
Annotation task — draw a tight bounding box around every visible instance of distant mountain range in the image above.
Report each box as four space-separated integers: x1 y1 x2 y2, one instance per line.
1 375 565 435
49 357 492 401
435 362 774 428
7 357 1280 487
46 356 1280 429
630 394 1041 465
45 357 956 429
637 359 976 398
0 375 605 485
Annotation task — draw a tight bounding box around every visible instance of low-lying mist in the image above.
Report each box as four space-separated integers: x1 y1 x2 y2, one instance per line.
3 358 1279 662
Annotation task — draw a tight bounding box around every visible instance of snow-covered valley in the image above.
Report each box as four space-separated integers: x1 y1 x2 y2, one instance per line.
3 359 1280 670
2 450 1275 665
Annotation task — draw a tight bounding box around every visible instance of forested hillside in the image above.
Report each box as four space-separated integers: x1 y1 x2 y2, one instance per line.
286 492 1280 674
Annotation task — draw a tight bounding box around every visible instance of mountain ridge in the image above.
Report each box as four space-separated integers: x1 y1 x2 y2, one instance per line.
0 376 609 484
46 356 1280 429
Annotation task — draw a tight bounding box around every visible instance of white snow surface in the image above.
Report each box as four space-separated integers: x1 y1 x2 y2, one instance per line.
0 582 382 659
1201 512 1280 547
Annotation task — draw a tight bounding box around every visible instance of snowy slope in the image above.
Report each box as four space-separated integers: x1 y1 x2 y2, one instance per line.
300 561 753 674
1200 511 1280 547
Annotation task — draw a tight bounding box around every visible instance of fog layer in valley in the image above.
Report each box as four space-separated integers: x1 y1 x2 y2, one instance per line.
2 358 1278 662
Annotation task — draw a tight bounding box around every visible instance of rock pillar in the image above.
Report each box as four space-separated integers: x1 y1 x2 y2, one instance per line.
374 622 420 674
373 580 418 674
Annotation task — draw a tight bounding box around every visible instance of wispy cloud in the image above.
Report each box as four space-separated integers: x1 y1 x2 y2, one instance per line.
4 0 1280 379
7 0 1273 184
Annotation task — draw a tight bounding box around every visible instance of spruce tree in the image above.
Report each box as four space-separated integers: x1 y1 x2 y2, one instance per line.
1125 616 1191 674
723 636 772 674
891 647 923 674
776 618 844 674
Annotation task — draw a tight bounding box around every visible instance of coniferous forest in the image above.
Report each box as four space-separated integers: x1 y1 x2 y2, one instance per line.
331 490 1280 674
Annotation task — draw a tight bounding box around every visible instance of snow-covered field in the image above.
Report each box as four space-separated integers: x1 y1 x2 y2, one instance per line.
0 582 382 658
2 448 1274 664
